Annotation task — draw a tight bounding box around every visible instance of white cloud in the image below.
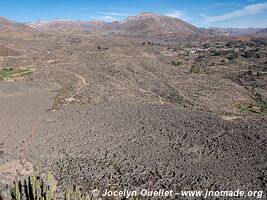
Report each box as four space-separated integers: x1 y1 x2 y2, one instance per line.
165 9 185 19
99 12 134 17
97 15 117 22
202 2 267 22
91 11 135 22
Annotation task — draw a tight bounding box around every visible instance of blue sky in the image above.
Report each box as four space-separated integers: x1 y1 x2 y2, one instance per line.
1 0 267 28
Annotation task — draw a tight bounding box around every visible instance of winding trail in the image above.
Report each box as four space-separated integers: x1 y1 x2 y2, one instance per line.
64 69 88 102
139 89 164 104
70 70 88 88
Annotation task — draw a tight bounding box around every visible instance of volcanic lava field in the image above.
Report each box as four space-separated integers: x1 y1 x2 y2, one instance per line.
0 14 266 199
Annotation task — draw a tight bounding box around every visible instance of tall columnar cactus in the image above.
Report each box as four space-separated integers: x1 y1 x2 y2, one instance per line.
15 181 20 200
32 175 36 200
7 174 92 200
64 190 70 200
77 191 83 200
36 178 40 198
53 192 57 200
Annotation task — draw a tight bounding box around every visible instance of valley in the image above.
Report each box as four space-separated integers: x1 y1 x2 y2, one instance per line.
0 12 266 199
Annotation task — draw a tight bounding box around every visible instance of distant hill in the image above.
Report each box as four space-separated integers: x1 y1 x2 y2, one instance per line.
208 27 264 36
0 17 33 30
99 12 207 35
255 28 267 35
27 19 106 31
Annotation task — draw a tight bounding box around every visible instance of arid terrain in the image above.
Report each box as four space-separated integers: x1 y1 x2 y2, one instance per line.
0 13 266 199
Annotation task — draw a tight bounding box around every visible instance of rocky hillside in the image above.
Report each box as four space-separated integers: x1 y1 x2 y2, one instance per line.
100 12 206 35
27 19 106 31
0 17 33 30
0 45 20 57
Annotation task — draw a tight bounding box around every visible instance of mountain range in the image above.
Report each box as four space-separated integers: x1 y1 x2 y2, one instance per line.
27 19 105 31
0 12 266 36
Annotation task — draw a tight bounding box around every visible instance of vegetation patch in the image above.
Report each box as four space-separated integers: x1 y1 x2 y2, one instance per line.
0 68 32 80
171 61 181 66
0 173 82 200
236 101 267 115
258 101 267 114
51 82 73 110
189 65 200 74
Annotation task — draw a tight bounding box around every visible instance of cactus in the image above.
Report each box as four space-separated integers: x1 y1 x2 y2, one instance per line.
37 178 41 198
77 191 83 200
5 173 88 200
64 191 70 200
45 191 50 200
32 175 36 200
53 192 57 200
15 181 20 200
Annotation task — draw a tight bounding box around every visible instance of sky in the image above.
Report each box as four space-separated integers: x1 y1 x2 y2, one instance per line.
1 0 267 28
